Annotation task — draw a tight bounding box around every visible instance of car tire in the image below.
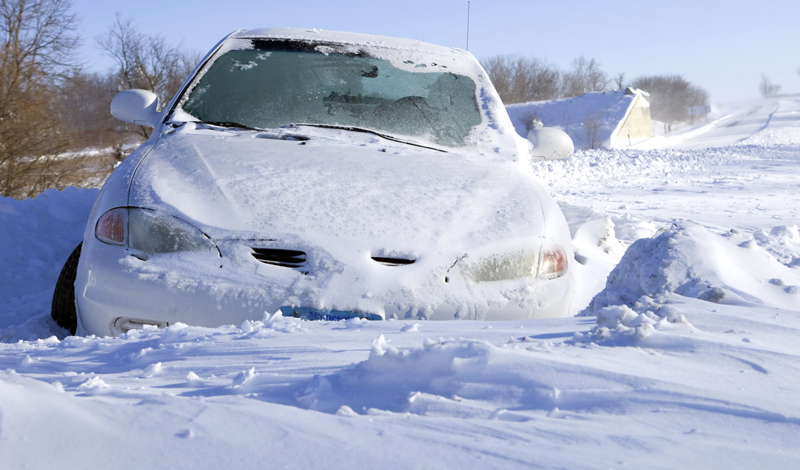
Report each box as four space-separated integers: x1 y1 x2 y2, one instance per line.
51 243 82 335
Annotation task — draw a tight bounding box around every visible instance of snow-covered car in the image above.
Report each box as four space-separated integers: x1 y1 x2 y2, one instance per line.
50 28 575 336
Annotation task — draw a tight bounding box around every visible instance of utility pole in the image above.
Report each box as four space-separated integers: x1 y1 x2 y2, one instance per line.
466 1 470 51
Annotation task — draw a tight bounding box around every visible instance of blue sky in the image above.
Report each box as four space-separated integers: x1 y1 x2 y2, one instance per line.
74 0 799 103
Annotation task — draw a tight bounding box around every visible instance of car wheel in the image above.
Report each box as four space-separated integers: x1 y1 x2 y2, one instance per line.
51 243 82 335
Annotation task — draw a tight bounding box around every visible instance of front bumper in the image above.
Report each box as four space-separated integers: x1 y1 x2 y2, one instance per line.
75 238 575 337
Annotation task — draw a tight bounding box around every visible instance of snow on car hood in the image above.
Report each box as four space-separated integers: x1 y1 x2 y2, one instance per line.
129 125 558 262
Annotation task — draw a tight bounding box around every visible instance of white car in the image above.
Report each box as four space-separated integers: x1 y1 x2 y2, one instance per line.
51 28 575 337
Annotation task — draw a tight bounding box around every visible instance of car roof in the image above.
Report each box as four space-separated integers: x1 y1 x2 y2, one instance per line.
230 27 460 56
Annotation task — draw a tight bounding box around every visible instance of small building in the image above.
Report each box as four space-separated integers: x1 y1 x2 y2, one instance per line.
505 88 652 149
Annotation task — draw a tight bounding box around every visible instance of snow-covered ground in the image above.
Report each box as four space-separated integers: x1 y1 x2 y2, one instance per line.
632 97 785 151
1 97 799 468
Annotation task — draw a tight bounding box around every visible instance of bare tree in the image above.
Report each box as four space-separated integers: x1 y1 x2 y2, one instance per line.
511 56 560 103
0 0 81 198
60 70 123 150
561 56 608 98
631 75 708 124
482 54 611 103
583 111 604 149
758 74 781 97
97 13 200 138
613 72 626 91
481 55 560 104
481 55 514 102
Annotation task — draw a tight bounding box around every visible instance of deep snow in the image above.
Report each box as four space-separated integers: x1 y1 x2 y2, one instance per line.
1 97 799 469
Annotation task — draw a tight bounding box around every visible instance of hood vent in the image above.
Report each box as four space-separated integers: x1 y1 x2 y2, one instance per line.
371 256 415 266
252 248 307 267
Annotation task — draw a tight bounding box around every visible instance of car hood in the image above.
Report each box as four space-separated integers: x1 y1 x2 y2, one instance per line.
129 127 557 260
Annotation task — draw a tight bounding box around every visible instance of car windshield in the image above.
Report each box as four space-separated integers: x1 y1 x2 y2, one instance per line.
179 42 482 147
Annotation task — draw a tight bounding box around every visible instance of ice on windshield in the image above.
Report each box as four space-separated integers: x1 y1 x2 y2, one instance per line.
180 45 482 147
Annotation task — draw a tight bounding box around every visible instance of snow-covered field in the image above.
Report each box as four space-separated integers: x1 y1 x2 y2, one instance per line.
1 97 799 469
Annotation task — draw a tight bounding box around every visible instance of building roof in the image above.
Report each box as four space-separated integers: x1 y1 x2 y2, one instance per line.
505 89 649 149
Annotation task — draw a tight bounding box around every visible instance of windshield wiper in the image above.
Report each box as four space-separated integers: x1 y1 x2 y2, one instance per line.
289 123 447 153
200 120 262 131
197 120 310 141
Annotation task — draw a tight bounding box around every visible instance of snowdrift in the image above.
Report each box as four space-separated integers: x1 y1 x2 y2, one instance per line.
584 224 800 314
0 187 97 341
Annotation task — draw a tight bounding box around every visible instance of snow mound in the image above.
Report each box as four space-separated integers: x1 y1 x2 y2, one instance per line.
0 187 97 342
558 201 658 314
293 335 493 414
753 224 800 269
288 334 644 417
584 224 800 315
572 302 699 347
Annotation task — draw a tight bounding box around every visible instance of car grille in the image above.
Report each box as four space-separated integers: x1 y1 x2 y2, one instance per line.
251 249 414 268
371 256 415 266
251 248 307 268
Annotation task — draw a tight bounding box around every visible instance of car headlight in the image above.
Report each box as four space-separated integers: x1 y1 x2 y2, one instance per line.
459 249 539 283
459 245 567 283
96 207 216 254
539 245 568 280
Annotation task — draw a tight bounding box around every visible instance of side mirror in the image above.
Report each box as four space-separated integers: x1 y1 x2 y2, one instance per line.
110 89 161 128
527 127 574 161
